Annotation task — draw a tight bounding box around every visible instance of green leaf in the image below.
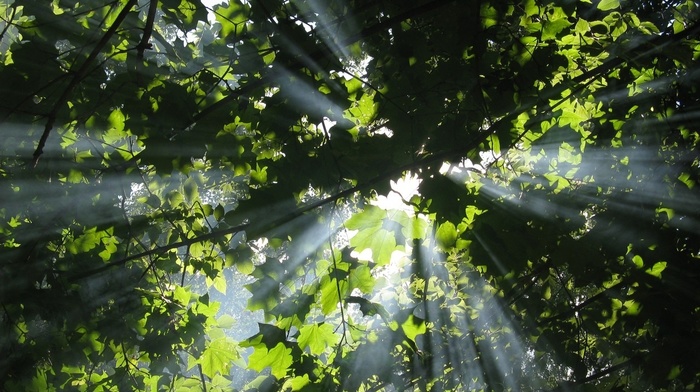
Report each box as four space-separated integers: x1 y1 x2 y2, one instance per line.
167 191 185 207
346 205 399 265
194 295 220 318
348 265 375 294
345 205 386 231
646 261 667 278
250 164 267 184
678 172 695 189
66 227 103 254
480 4 498 28
319 276 346 315
216 315 236 329
235 258 255 275
66 169 85 183
107 108 125 133
673 20 685 34
542 19 572 41
174 286 192 305
214 0 249 37
199 338 240 378
212 275 227 294
597 0 619 11
436 221 457 250
283 375 312 391
632 254 643 268
248 342 293 379
183 177 199 203
214 204 225 221
389 209 429 239
350 227 397 266
401 314 426 341
297 323 339 355
575 19 590 35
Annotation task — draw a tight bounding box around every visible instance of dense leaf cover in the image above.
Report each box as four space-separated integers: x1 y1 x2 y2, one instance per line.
1 0 700 390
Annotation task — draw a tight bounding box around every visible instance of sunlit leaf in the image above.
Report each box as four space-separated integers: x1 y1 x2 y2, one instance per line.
216 315 236 329
400 314 426 342
297 323 339 355
436 221 457 250
345 205 386 231
212 275 227 294
248 343 293 379
199 338 240 378
645 261 667 278
542 19 572 41
174 286 192 305
283 375 312 391
319 276 345 315
350 227 397 266
348 265 375 294
597 0 620 11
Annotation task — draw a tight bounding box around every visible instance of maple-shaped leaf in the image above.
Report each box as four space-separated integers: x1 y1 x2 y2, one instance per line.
199 338 240 378
297 323 339 355
248 342 293 379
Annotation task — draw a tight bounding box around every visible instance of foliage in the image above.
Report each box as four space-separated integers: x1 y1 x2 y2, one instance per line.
1 0 700 390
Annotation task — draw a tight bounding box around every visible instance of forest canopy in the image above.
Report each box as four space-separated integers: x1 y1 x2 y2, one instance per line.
1 0 700 390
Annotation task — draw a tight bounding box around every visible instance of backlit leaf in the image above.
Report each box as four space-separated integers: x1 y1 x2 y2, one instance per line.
436 221 457 250
297 323 338 355
248 343 293 379
597 0 619 11
199 338 239 378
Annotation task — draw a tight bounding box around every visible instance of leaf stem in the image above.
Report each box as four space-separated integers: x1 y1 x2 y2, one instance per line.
197 363 207 391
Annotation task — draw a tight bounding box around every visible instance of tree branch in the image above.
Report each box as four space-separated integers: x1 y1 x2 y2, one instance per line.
32 0 138 166
581 358 633 384
539 281 625 325
137 0 159 59
0 5 16 43
548 358 635 391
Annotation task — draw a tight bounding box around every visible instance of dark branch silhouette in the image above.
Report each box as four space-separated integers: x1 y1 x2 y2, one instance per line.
32 0 138 166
